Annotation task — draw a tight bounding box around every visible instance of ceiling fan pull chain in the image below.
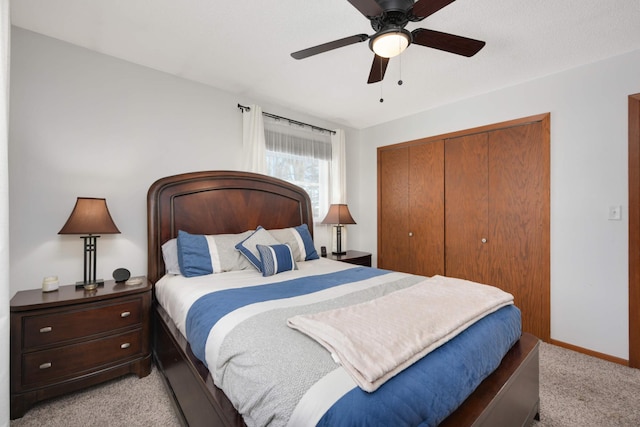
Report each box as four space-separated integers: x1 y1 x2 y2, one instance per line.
380 57 385 103
398 49 403 86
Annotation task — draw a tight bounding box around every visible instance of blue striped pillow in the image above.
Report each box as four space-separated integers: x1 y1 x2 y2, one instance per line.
256 244 297 277
176 230 253 277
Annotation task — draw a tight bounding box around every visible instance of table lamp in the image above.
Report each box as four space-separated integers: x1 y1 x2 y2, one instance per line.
59 197 120 289
321 204 356 255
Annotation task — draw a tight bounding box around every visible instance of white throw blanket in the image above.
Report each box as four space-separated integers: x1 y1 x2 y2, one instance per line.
287 275 514 392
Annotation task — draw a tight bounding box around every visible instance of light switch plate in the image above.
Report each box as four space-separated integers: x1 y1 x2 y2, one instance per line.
608 205 622 220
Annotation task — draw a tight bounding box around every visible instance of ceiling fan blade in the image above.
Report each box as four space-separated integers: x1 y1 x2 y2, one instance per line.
367 55 389 84
347 0 384 18
411 0 457 19
291 34 369 59
412 28 485 57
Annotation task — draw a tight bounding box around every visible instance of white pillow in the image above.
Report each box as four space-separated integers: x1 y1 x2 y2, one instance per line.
269 224 319 262
161 239 181 275
235 226 280 272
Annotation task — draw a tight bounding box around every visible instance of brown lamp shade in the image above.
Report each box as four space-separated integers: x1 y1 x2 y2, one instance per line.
58 197 121 235
321 204 356 225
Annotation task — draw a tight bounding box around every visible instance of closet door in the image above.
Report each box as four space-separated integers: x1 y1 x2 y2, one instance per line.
488 122 550 341
378 146 410 272
409 141 445 276
444 133 490 282
444 121 550 341
378 141 445 276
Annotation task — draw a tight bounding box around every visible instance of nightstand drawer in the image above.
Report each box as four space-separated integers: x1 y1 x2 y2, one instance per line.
328 250 372 267
23 299 143 349
343 256 372 266
22 329 142 387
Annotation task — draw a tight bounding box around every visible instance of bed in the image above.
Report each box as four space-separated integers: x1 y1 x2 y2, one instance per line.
147 170 540 427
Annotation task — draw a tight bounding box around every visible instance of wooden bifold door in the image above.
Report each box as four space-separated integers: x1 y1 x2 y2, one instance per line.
378 140 445 277
378 114 550 341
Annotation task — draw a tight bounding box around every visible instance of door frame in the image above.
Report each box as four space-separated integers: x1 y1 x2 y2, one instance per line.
629 93 640 368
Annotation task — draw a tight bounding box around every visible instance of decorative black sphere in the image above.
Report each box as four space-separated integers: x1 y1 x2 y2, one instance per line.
113 268 131 282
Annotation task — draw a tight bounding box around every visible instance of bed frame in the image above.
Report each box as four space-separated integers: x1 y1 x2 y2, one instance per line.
147 170 540 427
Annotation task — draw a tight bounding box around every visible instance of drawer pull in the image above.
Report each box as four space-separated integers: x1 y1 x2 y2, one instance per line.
39 326 52 333
120 343 131 349
39 362 52 370
120 311 131 318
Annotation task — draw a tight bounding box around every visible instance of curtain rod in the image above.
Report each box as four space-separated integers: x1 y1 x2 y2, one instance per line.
237 104 336 135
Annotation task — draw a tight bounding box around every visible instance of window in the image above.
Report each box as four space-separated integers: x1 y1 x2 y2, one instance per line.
264 118 332 221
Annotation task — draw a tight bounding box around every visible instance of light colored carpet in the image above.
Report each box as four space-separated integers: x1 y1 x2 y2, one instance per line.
533 342 640 426
9 342 640 426
10 366 181 427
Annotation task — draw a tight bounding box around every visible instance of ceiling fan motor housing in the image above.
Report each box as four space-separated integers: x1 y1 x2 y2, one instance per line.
376 0 414 14
370 0 415 32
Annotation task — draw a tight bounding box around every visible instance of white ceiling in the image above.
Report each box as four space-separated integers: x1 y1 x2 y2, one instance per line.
10 0 640 129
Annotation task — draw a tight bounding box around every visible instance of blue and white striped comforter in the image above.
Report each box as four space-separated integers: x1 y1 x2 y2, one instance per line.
155 258 521 427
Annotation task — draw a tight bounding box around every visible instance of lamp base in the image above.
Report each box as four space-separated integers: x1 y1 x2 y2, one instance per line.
75 279 105 290
331 225 348 256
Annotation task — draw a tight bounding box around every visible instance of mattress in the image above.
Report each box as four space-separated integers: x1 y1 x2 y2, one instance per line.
155 258 522 427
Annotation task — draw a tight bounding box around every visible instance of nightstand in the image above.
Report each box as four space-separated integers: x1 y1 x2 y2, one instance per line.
10 278 152 419
327 250 372 267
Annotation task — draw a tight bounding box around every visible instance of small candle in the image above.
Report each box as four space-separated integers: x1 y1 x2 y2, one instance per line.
42 276 59 292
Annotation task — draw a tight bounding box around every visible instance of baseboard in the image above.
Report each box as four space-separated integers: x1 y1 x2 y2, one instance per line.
549 338 629 366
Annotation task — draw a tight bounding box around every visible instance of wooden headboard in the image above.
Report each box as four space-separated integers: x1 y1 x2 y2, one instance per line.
147 170 314 284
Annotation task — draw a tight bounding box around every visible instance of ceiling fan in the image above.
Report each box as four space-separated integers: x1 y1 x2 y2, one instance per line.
291 0 486 84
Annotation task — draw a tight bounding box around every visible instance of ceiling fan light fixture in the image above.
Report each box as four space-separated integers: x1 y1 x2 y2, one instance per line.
370 28 411 58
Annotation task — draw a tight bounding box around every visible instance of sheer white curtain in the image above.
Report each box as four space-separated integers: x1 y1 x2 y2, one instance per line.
264 117 332 160
1 0 11 424
264 117 334 249
330 129 347 204
241 104 266 174
329 129 350 251
264 116 332 220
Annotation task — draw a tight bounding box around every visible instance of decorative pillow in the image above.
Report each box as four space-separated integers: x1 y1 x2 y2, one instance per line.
269 224 319 262
176 230 253 277
235 226 280 272
256 244 297 277
161 238 181 275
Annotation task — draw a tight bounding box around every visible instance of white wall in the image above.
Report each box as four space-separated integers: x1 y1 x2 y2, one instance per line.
8 27 349 296
349 48 640 360
1 1 10 425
